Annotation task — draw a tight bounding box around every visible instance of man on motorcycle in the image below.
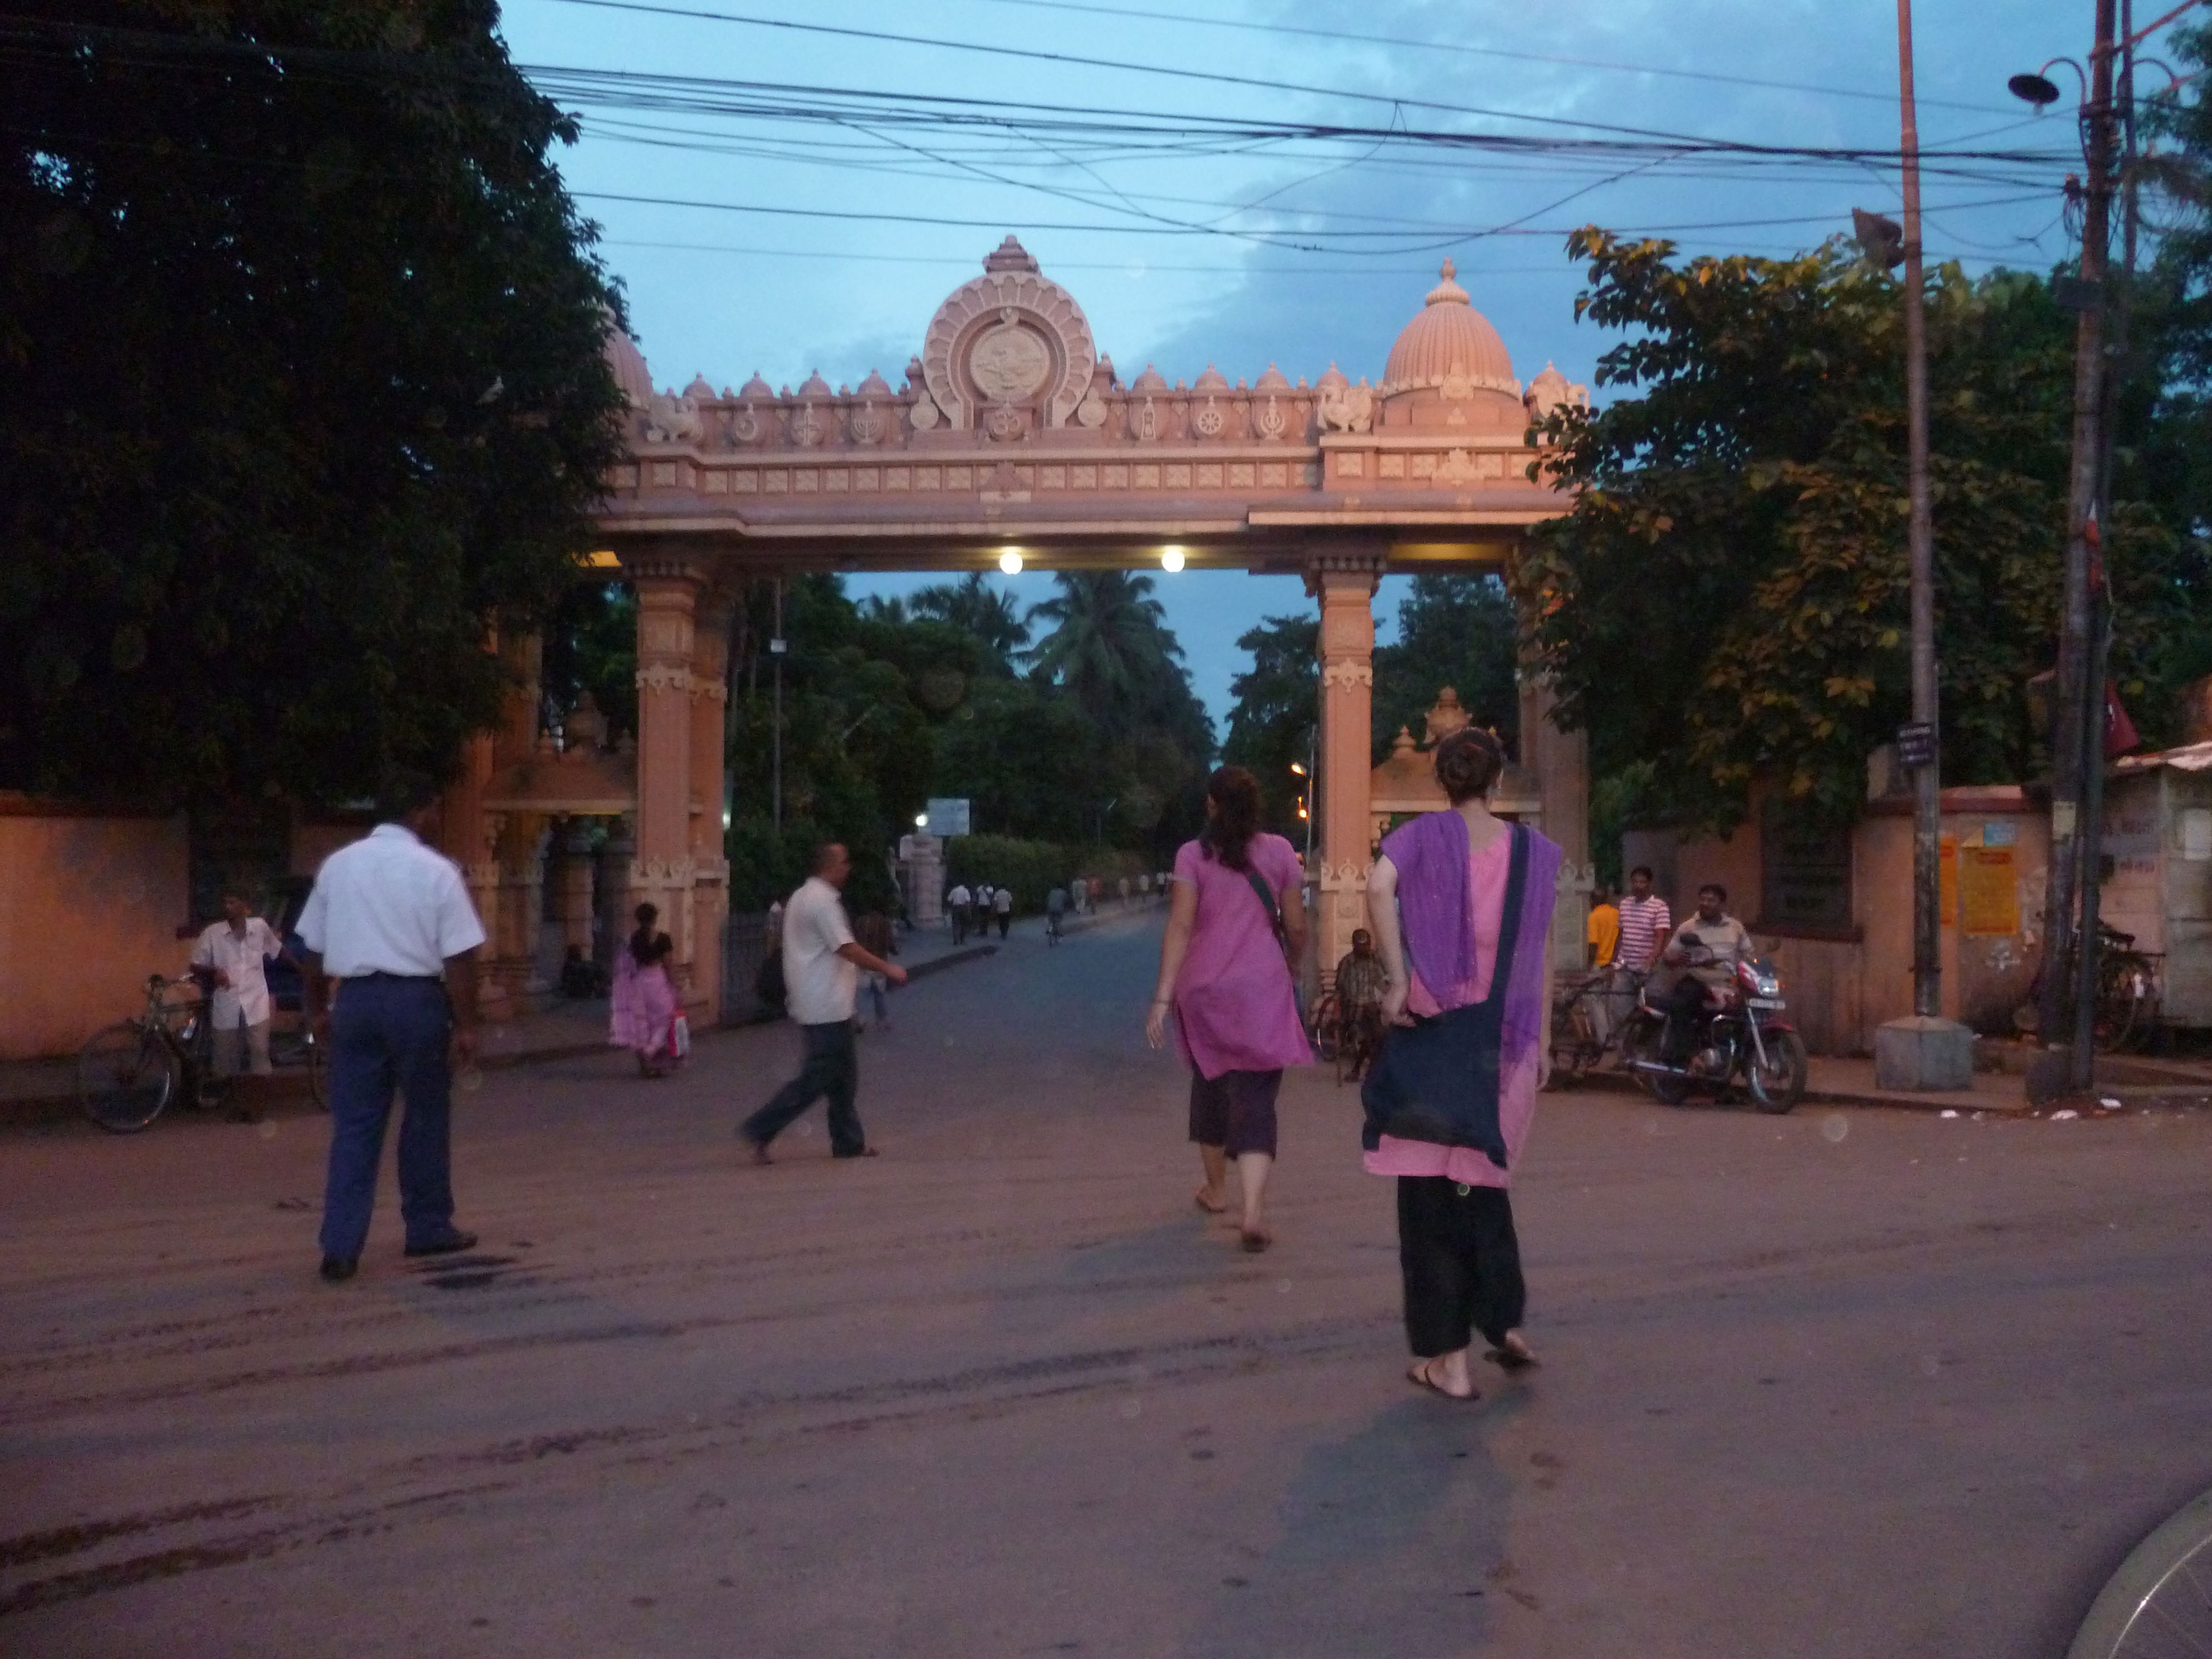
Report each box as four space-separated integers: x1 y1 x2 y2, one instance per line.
1657 883 1755 1064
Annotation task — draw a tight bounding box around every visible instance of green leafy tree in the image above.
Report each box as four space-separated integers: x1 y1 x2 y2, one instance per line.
1514 228 2205 833
910 572 1030 671
1372 575 1519 760
1221 614 1317 837
1 0 627 806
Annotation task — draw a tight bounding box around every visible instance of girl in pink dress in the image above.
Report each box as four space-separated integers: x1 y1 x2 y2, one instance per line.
1146 767 1313 1252
1362 728 1560 1400
609 901 679 1078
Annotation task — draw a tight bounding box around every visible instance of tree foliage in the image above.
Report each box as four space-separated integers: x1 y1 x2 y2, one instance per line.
1372 575 1519 760
1514 228 2208 832
0 0 626 806
1221 614 1317 838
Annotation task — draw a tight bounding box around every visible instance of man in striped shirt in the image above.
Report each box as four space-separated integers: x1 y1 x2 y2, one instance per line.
1615 867 1673 973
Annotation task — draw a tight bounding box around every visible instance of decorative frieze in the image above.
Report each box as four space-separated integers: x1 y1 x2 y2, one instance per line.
1321 661 1375 690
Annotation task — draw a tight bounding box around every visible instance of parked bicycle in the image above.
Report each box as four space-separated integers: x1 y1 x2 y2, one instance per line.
77 972 325 1133
2024 921 2164 1053
1548 966 1646 1088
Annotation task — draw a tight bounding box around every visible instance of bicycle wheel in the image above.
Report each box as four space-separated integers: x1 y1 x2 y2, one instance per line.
2066 1483 2212 1658
77 1022 180 1133
2095 956 2153 1053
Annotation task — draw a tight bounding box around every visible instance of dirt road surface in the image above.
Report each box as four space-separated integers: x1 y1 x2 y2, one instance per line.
6 910 2210 1657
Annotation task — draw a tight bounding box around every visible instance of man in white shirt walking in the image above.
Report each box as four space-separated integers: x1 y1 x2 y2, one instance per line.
296 775 488 1283
992 881 1013 940
190 889 291 1097
741 843 906 1163
946 881 972 945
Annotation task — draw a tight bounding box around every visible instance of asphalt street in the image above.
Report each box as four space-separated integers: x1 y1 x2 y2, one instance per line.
4 907 2211 1658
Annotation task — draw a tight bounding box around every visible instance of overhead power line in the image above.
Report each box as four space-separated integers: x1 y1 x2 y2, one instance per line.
907 0 2022 119
533 0 2036 156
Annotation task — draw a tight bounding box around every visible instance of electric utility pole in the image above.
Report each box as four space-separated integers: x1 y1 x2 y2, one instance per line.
2037 0 2120 1055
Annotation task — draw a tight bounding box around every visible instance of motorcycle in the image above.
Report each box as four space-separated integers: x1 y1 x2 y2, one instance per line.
1619 936 1809 1114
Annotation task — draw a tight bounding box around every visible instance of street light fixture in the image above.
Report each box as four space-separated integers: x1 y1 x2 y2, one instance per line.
1160 546 1187 573
998 547 1024 576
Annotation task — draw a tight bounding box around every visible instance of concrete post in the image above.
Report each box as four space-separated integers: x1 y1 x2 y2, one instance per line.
687 588 733 1024
1526 670 1595 974
630 559 703 994
1308 553 1380 988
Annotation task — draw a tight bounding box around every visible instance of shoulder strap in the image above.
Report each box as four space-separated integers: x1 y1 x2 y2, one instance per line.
1243 865 1284 943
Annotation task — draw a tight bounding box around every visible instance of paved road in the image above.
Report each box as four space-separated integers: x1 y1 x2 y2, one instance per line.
6 910 2212 1657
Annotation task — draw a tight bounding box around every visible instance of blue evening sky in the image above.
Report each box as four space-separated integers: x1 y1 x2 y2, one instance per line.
498 0 2132 727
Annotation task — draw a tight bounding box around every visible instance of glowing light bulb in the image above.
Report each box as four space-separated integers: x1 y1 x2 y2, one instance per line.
915 812 929 828
998 548 1024 575
1160 546 1186 573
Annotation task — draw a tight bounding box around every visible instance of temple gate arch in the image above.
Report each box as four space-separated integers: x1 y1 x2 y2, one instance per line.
467 239 1594 1018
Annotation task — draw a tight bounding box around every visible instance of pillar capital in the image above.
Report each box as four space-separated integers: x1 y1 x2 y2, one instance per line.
1302 547 1387 598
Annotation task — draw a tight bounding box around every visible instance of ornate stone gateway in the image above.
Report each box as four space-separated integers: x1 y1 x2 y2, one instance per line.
543 238 1593 1016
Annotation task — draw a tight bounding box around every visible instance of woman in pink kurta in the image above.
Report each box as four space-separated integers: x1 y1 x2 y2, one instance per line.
1146 767 1312 1253
1364 728 1561 1400
609 901 679 1078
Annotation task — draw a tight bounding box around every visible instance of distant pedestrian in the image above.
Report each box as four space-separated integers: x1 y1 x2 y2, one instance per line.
946 881 972 945
1046 883 1069 943
1146 765 1311 1253
1586 884 1620 969
742 844 907 1163
853 910 896 1031
1361 728 1561 1401
993 882 1013 939
610 901 679 1077
296 774 487 1284
190 888 293 1119
1615 867 1671 973
1118 875 1132 906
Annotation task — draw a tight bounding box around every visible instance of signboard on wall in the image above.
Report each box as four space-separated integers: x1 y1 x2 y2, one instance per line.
1759 800 1853 933
1960 846 2020 936
923 797 972 837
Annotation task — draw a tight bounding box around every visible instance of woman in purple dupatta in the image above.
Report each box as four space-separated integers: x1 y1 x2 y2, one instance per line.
609 901 679 1079
1363 728 1561 1401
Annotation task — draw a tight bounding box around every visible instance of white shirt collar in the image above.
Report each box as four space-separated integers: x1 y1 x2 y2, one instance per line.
369 823 424 847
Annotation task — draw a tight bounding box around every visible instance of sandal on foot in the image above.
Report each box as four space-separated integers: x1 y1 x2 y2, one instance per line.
1407 1359 1478 1401
1484 1338 1539 1373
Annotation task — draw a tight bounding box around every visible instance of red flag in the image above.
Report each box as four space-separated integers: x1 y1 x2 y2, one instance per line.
2105 680 2141 757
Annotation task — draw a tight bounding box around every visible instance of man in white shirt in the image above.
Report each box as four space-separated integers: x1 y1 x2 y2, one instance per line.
992 881 1013 939
946 881 972 945
296 775 488 1283
190 890 290 1083
741 843 907 1164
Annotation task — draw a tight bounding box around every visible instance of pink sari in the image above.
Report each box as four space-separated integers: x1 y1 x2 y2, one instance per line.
609 947 677 1057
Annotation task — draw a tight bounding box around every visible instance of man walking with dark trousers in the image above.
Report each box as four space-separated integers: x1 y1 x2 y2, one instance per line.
296 774 487 1283
742 843 907 1163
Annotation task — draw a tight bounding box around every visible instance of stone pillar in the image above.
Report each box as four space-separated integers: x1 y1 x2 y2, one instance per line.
556 818 597 956
630 559 703 991
484 806 549 1013
596 814 635 971
1523 670 1594 974
1309 554 1381 987
687 587 733 1024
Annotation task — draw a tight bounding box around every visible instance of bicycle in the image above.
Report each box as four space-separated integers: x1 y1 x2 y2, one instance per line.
2028 922 2164 1054
1046 910 1064 947
77 973 326 1132
1549 966 1646 1088
76 973 226 1133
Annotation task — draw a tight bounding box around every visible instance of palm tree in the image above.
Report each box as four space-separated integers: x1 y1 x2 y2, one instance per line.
1021 570 1185 734
909 571 1029 667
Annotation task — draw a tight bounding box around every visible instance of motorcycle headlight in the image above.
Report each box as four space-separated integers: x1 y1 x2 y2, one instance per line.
1756 974 1783 997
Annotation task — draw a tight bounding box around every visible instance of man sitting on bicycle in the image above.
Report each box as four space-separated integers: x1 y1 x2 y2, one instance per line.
190 889 297 1115
1046 884 1068 940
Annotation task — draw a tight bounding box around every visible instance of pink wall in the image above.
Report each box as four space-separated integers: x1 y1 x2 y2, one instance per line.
0 803 191 1061
1621 785 2049 1056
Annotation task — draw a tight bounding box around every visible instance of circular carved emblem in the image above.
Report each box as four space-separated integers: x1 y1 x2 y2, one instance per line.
1192 400 1225 437
968 322 1052 404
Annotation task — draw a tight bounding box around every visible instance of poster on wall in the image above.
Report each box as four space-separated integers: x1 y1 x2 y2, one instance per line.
1961 846 2020 936
1759 800 1853 932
